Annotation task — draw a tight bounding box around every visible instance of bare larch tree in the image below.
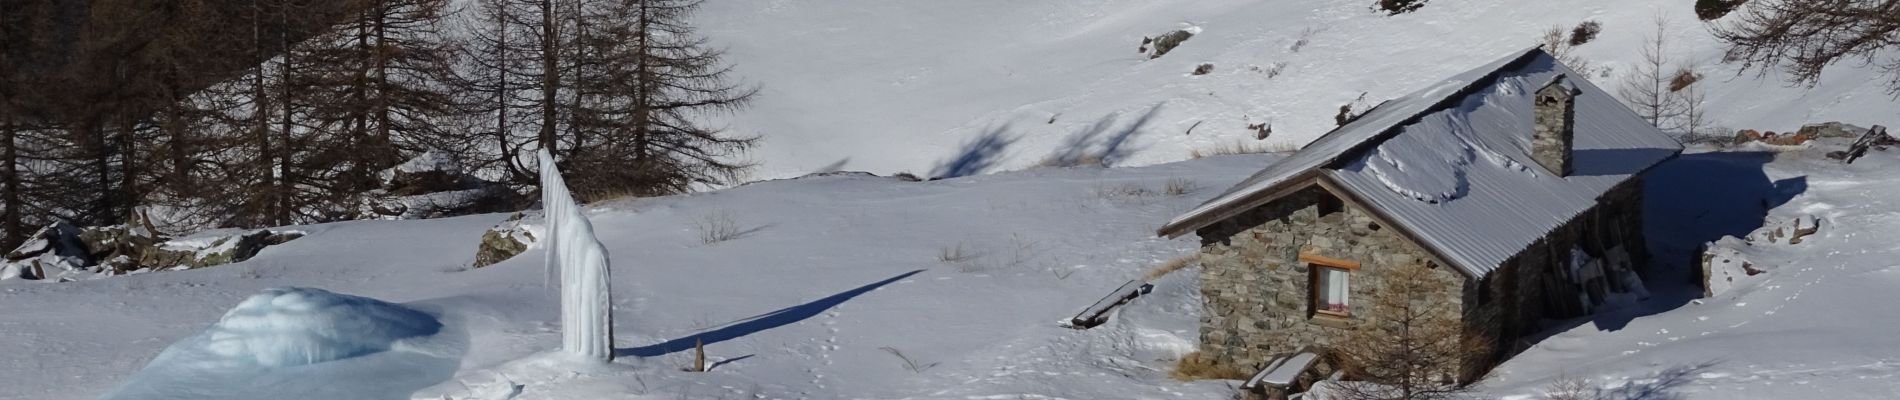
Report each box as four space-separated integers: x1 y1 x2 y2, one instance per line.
1714 0 1900 96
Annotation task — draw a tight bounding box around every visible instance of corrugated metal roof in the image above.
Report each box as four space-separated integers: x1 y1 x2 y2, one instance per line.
1162 48 1682 278
1157 47 1546 237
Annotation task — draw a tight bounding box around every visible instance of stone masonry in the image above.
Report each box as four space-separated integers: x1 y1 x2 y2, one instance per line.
1194 186 1462 373
1192 177 1649 383
1532 76 1578 176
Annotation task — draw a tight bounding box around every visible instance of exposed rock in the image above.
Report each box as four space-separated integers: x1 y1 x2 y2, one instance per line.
472 212 539 268
0 214 304 281
1788 215 1821 244
1745 214 1822 245
1140 28 1196 59
1700 237 1752 298
1797 121 1863 139
177 230 304 268
6 220 91 263
360 151 523 221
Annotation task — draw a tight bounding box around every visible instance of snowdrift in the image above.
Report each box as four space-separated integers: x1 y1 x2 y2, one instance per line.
102 287 463 400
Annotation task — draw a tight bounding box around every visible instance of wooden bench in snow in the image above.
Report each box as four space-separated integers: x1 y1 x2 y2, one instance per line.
1242 352 1319 397
1836 125 1891 164
1065 280 1153 329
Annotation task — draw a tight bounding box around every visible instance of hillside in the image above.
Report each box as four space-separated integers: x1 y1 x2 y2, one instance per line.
7 142 1900 399
695 0 1900 180
8 1 1900 399
1 154 1271 400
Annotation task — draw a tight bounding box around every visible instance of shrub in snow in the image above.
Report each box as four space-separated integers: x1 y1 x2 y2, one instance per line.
694 209 746 244
1374 0 1427 15
1569 20 1602 46
1540 23 1597 77
1139 27 1197 59
1695 0 1742 20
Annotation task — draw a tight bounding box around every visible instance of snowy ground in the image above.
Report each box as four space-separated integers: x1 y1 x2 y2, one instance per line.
693 0 1900 180
0 155 1275 400
1475 142 1900 399
11 143 1900 399
11 0 1900 398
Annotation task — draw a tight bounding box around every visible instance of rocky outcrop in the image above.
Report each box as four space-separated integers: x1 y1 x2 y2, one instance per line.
1733 122 1871 147
1797 121 1863 139
472 212 541 269
0 214 304 281
360 151 522 220
1699 214 1823 297
0 221 94 280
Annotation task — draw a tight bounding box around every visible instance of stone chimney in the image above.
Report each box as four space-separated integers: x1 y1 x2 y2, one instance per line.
1532 75 1578 176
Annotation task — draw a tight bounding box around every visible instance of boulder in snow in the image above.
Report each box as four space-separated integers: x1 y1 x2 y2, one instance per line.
1700 237 1759 298
1139 26 1198 59
0 221 93 279
472 212 541 269
1744 214 1821 245
1797 121 1864 139
360 150 523 221
0 216 304 281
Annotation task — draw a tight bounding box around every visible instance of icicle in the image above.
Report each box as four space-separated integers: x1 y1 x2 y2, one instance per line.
541 153 560 291
537 150 616 362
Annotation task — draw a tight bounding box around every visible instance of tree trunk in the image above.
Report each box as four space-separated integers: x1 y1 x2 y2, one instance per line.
538 0 560 157
0 108 21 248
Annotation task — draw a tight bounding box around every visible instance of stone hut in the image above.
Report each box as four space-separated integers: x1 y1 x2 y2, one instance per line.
1155 48 1683 384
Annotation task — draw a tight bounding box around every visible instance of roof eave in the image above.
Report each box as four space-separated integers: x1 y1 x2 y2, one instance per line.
1156 171 1321 238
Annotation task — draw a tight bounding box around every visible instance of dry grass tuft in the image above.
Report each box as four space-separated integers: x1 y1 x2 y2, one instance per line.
1143 254 1201 282
1037 154 1106 169
1171 351 1254 381
695 209 744 244
1190 141 1298 159
1163 177 1199 196
1095 183 1158 199
938 242 977 263
1541 374 1593 400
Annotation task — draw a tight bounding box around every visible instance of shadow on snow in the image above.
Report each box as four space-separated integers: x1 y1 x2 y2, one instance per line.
618 269 924 358
1532 151 1803 336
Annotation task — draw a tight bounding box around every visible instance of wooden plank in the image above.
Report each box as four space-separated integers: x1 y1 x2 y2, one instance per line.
1067 280 1155 329
1262 352 1319 386
1298 253 1360 270
1313 175 1466 278
1242 356 1289 390
1840 125 1891 164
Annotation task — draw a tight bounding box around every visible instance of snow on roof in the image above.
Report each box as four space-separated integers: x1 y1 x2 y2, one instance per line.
1161 48 1682 278
1157 47 1547 238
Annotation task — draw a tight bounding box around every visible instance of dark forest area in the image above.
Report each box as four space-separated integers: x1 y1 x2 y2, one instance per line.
0 0 756 249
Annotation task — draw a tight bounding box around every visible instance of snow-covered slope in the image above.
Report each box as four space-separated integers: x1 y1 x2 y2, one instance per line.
698 0 1900 180
0 155 1276 400
1476 142 1900 399
12 141 1900 399
12 1 1900 399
